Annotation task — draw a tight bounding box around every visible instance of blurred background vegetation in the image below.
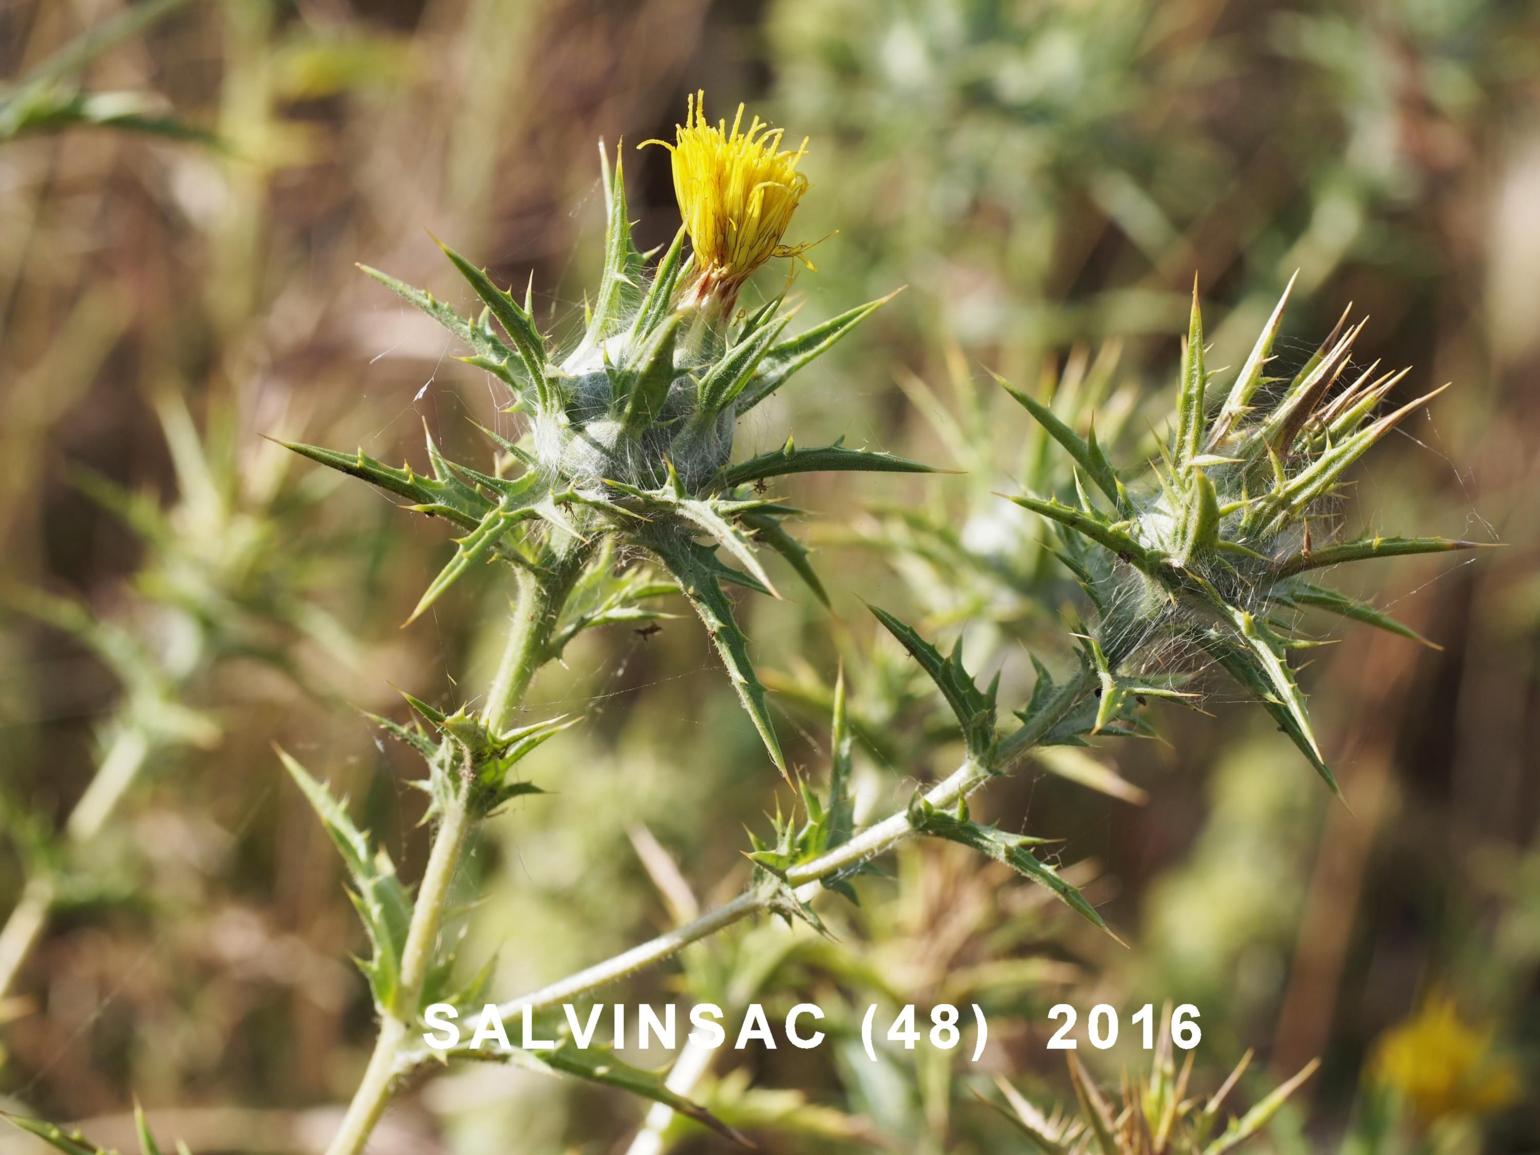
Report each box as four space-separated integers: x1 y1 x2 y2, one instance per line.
0 0 1536 1151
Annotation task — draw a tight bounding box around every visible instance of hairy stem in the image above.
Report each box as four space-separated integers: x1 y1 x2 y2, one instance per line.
481 571 548 732
325 541 588 1155
324 799 472 1155
416 666 1098 1065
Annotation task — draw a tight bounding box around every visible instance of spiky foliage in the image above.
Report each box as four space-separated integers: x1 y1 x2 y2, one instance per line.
0 0 214 144
1008 279 1481 792
4 1102 185 1155
289 144 922 777
985 1043 1318 1155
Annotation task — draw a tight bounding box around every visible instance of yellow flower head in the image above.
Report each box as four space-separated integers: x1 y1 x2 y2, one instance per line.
643 91 809 307
1372 995 1520 1122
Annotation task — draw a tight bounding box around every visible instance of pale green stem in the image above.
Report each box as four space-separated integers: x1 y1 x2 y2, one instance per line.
481 572 545 732
325 548 586 1155
0 876 55 1001
324 802 471 1155
66 727 153 842
412 667 1099 1067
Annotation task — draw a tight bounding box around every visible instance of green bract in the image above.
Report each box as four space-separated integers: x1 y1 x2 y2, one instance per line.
1008 278 1481 792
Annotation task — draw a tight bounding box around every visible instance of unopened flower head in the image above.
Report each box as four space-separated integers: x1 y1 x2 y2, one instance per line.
644 91 809 310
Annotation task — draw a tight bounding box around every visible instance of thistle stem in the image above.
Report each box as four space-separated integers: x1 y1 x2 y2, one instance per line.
66 726 153 842
0 877 55 1001
481 571 546 732
418 666 1098 1065
325 542 588 1155
324 798 471 1155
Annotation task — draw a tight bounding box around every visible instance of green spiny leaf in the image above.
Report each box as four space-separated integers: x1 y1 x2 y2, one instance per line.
737 290 901 412
525 1038 752 1148
826 667 855 854
549 552 677 657
719 441 935 490
1175 280 1206 475
870 606 998 761
1008 494 1157 572
357 264 510 377
575 145 648 356
1000 376 1130 514
1210 272 1296 445
1203 1060 1318 1155
437 243 550 409
907 798 1111 934
616 313 681 433
626 226 690 344
1202 614 1337 795
676 498 779 598
756 868 832 937
1176 469 1220 566
647 533 787 776
695 314 791 417
407 485 546 623
1273 534 1484 577
280 440 493 530
278 749 412 1011
1275 582 1438 648
738 509 828 607
1253 385 1448 534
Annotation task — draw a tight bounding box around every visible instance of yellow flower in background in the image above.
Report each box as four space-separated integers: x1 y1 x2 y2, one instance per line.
643 91 809 308
1371 995 1521 1121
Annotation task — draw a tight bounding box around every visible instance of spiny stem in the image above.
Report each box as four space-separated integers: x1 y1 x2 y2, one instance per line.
414 667 1098 1067
325 541 587 1155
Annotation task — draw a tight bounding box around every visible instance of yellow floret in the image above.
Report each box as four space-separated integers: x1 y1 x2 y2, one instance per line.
1372 995 1520 1121
643 91 809 306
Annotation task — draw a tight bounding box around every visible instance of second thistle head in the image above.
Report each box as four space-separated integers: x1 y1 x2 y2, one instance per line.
1008 277 1481 790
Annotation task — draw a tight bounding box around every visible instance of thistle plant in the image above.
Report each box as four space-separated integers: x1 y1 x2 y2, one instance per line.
261 80 1482 1145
